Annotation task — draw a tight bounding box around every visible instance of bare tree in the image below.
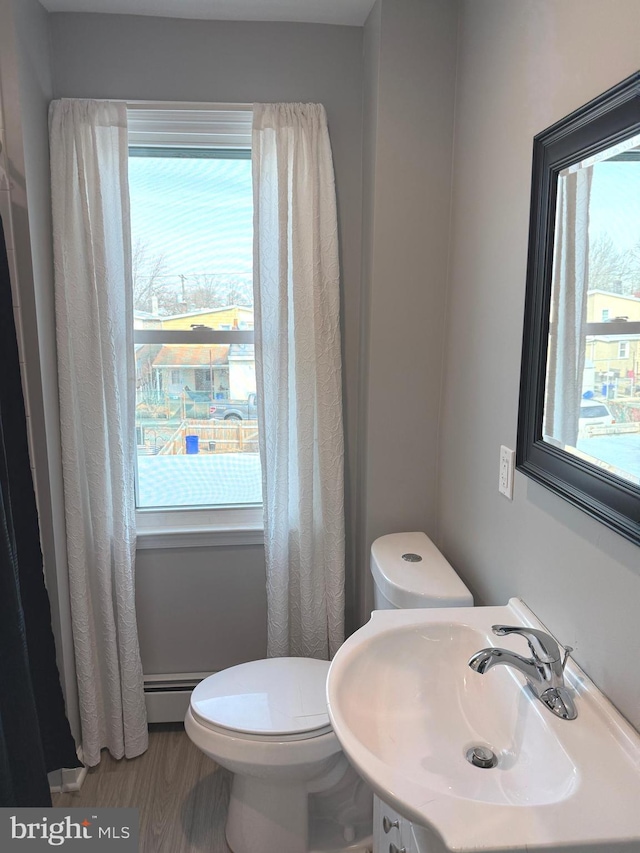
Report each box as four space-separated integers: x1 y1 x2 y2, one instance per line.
183 275 253 310
588 233 628 293
132 250 255 315
185 275 228 311
621 239 640 296
225 280 251 306
132 240 176 313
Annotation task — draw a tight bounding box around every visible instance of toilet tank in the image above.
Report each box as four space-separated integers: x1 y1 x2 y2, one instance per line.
371 532 473 610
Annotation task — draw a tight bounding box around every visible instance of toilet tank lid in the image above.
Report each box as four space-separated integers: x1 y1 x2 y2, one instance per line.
190 657 332 737
371 532 473 609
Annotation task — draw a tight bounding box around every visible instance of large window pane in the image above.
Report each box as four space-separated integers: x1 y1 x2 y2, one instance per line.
129 153 253 317
129 151 260 509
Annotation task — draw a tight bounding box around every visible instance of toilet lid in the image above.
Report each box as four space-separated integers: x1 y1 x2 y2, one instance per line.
190 657 333 739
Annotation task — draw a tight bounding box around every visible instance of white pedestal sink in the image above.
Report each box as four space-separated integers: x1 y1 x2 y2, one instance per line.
326 598 640 853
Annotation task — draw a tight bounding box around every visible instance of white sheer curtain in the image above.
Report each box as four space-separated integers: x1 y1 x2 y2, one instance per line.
49 99 148 766
252 103 345 659
545 166 593 446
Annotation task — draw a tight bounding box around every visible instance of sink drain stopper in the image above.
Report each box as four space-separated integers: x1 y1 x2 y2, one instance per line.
466 746 497 768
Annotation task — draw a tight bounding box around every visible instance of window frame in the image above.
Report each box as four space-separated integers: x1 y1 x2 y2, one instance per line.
127 104 262 542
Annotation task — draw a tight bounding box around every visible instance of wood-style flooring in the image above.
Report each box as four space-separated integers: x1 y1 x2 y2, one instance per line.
53 724 232 853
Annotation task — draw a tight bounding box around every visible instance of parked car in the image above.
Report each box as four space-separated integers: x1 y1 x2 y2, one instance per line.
209 392 258 421
579 399 614 431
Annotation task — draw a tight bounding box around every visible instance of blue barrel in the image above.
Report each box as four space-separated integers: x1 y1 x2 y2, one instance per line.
185 435 199 454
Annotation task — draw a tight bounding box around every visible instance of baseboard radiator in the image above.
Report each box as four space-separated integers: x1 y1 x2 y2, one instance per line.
144 672 214 723
49 675 211 794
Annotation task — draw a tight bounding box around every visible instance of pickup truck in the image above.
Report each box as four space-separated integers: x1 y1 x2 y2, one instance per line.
209 392 258 421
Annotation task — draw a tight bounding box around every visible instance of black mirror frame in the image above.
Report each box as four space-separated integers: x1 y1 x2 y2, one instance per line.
517 71 640 547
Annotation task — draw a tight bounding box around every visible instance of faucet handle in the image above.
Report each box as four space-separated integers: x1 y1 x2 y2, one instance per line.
491 625 560 664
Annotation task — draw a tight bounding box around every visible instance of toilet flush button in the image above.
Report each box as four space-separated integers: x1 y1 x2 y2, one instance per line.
401 553 422 562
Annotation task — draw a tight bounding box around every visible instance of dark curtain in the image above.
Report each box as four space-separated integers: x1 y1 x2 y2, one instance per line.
0 214 80 807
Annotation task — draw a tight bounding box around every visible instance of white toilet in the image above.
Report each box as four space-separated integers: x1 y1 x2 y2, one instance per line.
370 531 473 610
184 532 472 853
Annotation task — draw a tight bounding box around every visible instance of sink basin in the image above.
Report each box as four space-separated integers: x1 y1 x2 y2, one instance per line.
336 619 578 807
327 598 640 852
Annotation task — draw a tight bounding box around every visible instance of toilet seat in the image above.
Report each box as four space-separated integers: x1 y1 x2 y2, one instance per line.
190 657 333 742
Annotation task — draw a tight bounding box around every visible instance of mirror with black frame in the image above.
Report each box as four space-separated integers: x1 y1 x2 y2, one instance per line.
517 71 640 546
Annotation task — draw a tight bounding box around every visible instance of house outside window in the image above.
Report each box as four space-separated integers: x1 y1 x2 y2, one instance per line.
602 308 610 321
618 340 629 359
128 106 261 531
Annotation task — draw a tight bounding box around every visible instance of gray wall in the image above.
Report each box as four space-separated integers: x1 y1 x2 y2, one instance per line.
357 0 381 625
136 545 267 674
439 0 640 729
358 0 459 619
50 13 364 667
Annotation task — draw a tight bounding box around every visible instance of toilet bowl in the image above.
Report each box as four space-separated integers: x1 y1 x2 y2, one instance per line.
185 532 473 853
184 657 371 853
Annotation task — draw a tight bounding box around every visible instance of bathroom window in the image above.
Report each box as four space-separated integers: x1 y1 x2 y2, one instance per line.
128 105 262 534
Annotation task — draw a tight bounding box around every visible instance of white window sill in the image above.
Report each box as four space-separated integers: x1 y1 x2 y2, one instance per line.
136 506 264 550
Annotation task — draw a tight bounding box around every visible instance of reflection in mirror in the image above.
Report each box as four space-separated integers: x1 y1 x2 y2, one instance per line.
543 134 640 487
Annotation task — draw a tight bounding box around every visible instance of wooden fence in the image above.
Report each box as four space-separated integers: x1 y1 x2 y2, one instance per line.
158 419 259 455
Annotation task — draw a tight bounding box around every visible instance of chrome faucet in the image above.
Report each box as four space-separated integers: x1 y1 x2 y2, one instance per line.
468 625 577 720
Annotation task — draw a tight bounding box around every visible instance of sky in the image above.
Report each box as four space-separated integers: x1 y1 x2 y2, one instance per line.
129 151 639 280
128 155 253 281
588 161 640 252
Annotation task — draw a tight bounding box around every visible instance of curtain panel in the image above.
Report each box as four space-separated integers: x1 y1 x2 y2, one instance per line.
49 99 147 766
0 215 80 806
252 103 345 660
545 167 593 447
